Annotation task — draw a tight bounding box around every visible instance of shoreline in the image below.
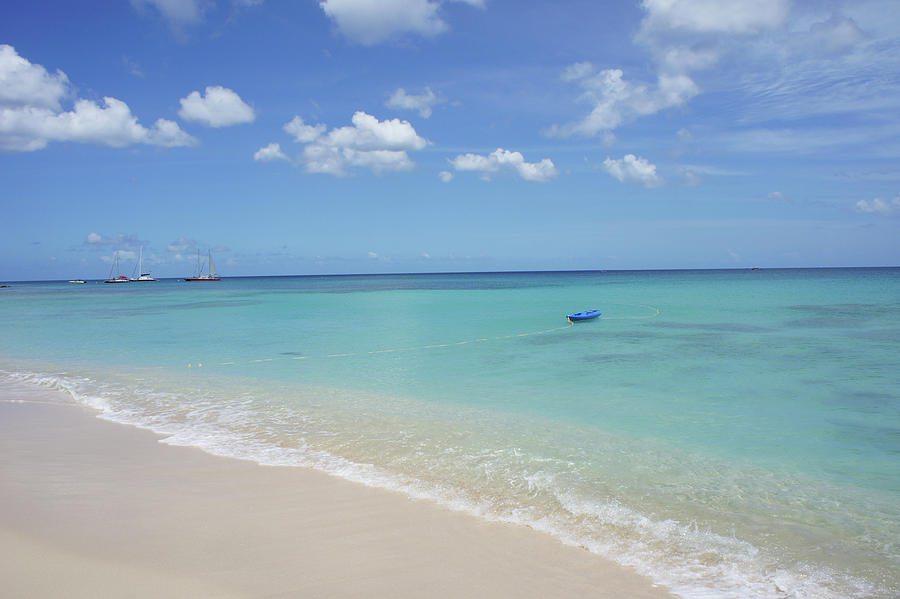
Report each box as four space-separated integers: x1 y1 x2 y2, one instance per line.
0 387 674 598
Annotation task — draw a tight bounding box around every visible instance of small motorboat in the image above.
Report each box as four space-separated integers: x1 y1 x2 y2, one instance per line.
567 310 601 322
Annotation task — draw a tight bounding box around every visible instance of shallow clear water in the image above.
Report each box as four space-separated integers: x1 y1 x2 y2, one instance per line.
1 269 898 598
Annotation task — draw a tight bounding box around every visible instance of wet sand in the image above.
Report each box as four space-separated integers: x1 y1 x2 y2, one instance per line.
0 388 674 598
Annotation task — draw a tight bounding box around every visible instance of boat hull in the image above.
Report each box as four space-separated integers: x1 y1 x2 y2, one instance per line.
184 277 221 281
567 310 601 322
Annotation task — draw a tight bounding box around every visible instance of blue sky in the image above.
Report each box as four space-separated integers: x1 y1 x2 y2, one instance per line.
1 0 898 280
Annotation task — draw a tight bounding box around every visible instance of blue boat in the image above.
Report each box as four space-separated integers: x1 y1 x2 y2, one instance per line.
567 310 601 322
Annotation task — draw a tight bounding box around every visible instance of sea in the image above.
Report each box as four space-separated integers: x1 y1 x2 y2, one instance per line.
0 268 897 598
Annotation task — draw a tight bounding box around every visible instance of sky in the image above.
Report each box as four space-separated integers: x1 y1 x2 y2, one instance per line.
1 0 899 280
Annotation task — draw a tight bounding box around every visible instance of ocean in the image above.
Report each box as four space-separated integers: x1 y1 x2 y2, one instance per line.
1 268 897 598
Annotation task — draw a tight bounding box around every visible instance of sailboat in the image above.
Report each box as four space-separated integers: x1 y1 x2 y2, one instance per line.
184 250 221 281
132 247 156 282
104 251 130 283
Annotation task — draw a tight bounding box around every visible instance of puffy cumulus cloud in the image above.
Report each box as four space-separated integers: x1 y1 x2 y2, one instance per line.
283 116 327 143
0 46 195 153
602 154 664 187
438 170 453 183
130 0 206 27
253 142 289 162
0 98 196 152
0 45 69 110
855 195 900 216
449 148 559 183
547 64 698 138
266 111 429 176
320 0 481 45
321 0 446 45
178 86 255 128
325 111 428 151
386 87 441 118
640 0 789 35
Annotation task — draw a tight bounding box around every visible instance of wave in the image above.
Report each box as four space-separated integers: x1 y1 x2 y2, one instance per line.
1 366 887 599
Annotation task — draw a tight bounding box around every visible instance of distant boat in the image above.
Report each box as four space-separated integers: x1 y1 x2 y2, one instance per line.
567 310 602 322
104 252 130 284
68 280 86 284
131 247 156 282
184 250 221 281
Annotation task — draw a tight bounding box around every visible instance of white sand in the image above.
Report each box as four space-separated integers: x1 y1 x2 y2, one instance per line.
0 389 674 598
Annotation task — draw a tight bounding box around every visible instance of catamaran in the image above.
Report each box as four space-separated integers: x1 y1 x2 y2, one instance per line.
132 246 156 282
104 252 130 283
184 250 221 281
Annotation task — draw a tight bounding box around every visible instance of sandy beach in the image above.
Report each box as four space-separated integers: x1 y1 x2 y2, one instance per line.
0 387 674 599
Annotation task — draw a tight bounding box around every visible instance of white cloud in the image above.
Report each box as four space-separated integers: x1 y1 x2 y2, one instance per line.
855 195 900 215
131 0 205 27
804 15 865 55
547 65 699 137
253 142 289 162
561 61 594 82
450 148 559 183
1 98 196 152
178 86 255 127
327 111 428 151
86 232 143 249
320 0 483 45
167 237 196 252
0 45 69 110
282 111 429 176
438 170 453 183
640 0 789 35
320 0 447 45
284 116 327 142
0 46 196 153
660 46 719 73
550 1 794 141
101 249 138 264
602 154 664 187
386 87 441 118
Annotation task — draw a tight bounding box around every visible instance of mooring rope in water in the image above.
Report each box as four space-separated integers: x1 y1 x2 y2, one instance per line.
185 304 660 368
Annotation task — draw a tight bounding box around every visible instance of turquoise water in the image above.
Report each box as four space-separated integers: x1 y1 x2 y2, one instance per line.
1 269 898 598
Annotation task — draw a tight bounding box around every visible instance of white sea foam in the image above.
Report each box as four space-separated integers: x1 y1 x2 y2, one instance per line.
0 367 887 599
